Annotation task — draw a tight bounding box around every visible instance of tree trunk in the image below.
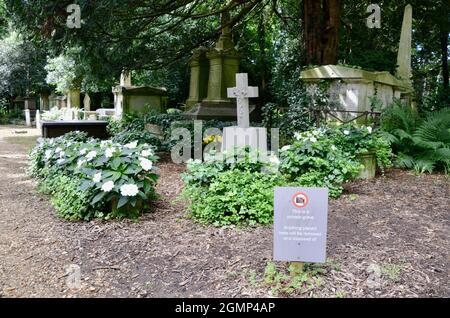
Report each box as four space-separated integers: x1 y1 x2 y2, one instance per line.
303 0 342 65
440 29 449 89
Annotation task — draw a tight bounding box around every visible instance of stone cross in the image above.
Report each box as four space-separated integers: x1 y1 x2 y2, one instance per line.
227 73 258 128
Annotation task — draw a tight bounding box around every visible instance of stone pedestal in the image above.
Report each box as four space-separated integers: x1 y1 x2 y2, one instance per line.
185 47 209 109
221 126 267 154
184 30 244 120
203 49 240 104
39 92 50 111
35 110 41 130
67 89 81 108
24 97 36 110
83 94 91 111
24 109 31 127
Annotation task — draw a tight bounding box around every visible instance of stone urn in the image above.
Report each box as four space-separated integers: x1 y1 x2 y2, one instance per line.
357 149 376 179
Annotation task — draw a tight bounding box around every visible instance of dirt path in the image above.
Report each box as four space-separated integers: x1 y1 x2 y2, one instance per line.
0 125 448 298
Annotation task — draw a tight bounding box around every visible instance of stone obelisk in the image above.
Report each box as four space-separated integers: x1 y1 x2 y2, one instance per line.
396 4 413 84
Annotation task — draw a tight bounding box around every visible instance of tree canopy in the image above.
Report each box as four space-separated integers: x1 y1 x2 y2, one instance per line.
0 0 448 110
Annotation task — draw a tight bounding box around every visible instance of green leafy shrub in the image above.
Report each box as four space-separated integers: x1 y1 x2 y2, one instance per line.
39 172 102 220
279 128 362 198
181 147 281 226
108 110 235 153
380 105 450 173
28 132 159 220
324 124 393 174
184 169 283 226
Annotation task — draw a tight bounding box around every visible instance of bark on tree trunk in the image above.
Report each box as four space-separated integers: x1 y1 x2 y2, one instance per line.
303 0 342 65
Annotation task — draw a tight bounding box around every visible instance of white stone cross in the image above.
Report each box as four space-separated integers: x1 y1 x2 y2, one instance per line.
227 73 258 128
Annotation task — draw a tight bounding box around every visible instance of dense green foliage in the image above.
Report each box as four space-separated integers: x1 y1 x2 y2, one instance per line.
380 105 450 173
182 125 393 225
108 110 236 153
181 148 282 226
279 129 362 198
28 132 159 220
2 0 447 111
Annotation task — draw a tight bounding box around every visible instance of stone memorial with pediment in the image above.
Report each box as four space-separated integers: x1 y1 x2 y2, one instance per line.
113 70 168 119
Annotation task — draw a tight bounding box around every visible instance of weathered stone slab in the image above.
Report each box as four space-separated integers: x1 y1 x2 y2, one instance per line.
41 120 109 139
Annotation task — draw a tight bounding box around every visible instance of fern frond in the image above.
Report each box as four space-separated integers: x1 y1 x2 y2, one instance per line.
395 153 415 169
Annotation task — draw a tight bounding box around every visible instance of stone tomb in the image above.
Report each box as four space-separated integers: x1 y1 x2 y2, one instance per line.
41 120 109 139
113 70 168 119
184 12 256 121
301 64 413 120
301 4 414 122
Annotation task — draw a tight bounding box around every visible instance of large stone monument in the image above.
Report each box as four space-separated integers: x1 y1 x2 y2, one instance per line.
185 47 209 108
112 70 168 118
39 92 50 111
185 12 256 121
300 4 414 121
66 89 81 108
221 73 267 154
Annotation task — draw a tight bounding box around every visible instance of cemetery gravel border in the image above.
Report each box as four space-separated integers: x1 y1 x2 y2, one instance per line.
0 126 449 298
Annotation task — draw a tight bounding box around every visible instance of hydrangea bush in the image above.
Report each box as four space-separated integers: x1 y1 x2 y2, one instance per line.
181 125 393 226
279 128 362 198
28 132 159 220
325 124 393 174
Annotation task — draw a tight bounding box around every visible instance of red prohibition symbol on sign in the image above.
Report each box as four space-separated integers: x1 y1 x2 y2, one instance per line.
291 192 309 208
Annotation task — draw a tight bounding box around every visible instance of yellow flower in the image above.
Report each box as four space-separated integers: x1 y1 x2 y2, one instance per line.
202 135 222 145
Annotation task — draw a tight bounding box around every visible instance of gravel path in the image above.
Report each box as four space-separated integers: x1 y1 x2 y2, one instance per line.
0 125 448 298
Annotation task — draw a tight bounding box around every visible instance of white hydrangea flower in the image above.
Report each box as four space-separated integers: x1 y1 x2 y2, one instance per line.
93 172 102 183
139 157 153 171
77 159 86 167
269 156 280 165
141 149 153 157
125 141 138 149
105 147 116 158
294 132 302 140
101 181 114 192
100 140 113 148
367 126 373 134
57 158 64 164
45 149 52 160
120 184 139 196
310 137 317 143
86 151 97 161
80 148 88 155
281 145 291 151
343 130 350 135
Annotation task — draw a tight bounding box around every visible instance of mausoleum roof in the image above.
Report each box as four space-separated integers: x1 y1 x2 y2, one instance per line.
301 65 412 91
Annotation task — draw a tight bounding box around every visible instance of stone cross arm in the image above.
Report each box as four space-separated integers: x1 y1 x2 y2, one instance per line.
227 73 258 128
